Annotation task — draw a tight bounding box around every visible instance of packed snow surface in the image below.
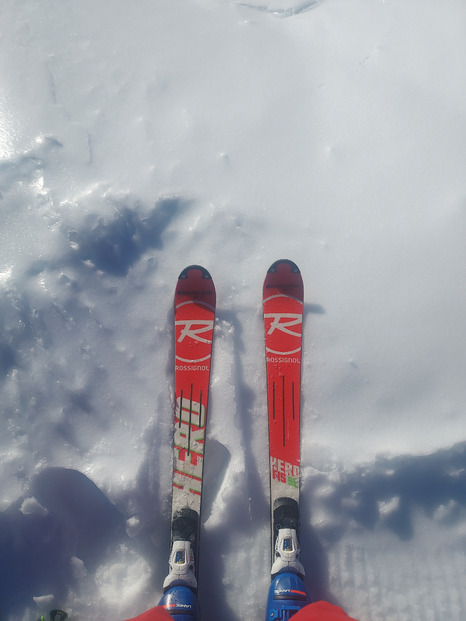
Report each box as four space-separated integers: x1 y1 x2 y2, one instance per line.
1 0 466 619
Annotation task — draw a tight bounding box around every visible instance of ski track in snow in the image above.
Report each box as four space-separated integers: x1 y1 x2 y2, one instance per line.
303 444 466 617
1 0 466 619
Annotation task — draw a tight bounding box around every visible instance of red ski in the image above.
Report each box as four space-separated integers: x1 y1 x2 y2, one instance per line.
163 265 216 592
263 259 305 577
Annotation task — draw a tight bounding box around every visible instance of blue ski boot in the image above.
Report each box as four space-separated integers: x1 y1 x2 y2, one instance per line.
159 584 201 620
265 571 311 620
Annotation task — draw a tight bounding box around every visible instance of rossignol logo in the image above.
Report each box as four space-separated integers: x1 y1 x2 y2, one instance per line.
175 299 214 364
176 320 213 344
175 319 214 363
264 310 302 356
266 356 300 364
265 313 301 337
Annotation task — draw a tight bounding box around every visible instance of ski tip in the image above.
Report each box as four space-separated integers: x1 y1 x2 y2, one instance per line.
175 264 216 310
267 259 301 274
263 259 303 300
178 265 213 280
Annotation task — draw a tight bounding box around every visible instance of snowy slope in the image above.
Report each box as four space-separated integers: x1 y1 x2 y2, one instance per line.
1 0 466 619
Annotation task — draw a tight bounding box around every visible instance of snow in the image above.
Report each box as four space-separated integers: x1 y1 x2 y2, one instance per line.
1 0 466 619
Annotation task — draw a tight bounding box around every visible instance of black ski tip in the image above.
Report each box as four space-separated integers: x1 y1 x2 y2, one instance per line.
267 259 300 274
178 265 212 280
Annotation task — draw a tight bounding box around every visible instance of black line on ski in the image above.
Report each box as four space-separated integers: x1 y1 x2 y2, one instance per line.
272 382 276 420
187 383 193 455
282 375 286 447
178 390 183 427
292 381 295 421
199 390 203 428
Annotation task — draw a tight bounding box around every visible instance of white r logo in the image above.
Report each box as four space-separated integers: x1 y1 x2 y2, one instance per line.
175 320 214 344
264 312 302 356
264 313 302 337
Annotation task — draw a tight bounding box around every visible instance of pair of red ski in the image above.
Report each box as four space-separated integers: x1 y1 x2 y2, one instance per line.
163 260 304 598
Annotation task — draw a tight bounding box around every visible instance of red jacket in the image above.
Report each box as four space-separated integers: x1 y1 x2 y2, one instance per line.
125 601 359 620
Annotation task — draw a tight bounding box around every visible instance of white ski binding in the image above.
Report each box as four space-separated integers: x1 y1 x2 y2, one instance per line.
163 539 197 590
271 527 305 577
